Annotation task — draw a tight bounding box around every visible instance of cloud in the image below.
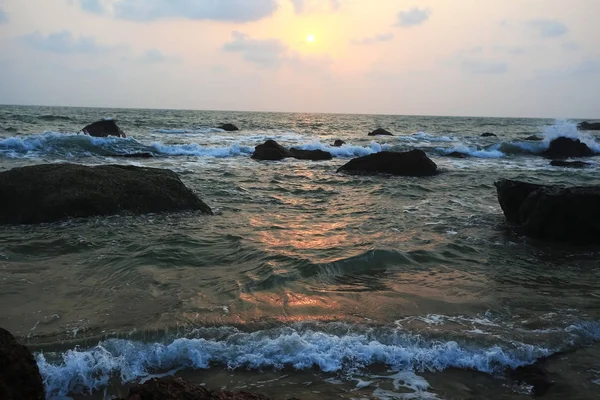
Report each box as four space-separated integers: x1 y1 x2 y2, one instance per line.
223 31 287 68
535 59 600 80
561 41 579 52
396 7 431 27
290 0 341 14
0 8 8 24
351 33 394 46
528 19 568 38
19 30 111 54
77 0 278 22
133 49 180 63
461 59 507 75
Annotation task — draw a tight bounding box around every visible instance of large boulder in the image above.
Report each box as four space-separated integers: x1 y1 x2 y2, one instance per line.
368 128 393 136
0 328 45 400
337 150 438 177
251 140 332 162
123 376 269 400
81 120 126 138
0 164 212 225
543 137 594 158
219 123 239 132
495 179 600 243
577 121 600 131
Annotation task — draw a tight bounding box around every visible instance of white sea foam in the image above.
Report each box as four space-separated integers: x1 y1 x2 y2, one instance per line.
149 142 254 157
36 327 553 398
541 120 600 153
440 144 505 158
398 132 455 143
297 140 390 157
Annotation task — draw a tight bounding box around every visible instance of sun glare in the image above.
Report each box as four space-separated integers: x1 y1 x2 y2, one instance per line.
306 34 315 43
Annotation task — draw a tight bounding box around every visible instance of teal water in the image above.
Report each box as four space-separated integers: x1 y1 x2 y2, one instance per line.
1 105 599 399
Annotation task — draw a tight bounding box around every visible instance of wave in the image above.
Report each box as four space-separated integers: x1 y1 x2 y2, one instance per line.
35 322 575 398
398 132 455 143
150 142 253 157
439 144 505 158
296 140 391 158
540 119 600 153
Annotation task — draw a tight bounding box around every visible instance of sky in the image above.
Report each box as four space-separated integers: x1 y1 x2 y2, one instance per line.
0 0 599 118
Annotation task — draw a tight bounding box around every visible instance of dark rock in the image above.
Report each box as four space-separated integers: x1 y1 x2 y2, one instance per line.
481 132 497 137
219 123 239 132
0 163 212 225
251 140 291 161
448 151 468 159
251 140 332 161
543 137 594 159
0 328 45 400
525 135 543 141
111 153 154 159
495 179 600 242
550 160 590 168
124 377 269 400
337 150 437 177
577 121 600 131
81 120 126 138
289 148 333 161
509 360 554 397
333 139 345 147
368 128 393 136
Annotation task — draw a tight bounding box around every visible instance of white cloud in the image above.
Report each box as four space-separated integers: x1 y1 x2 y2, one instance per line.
289 0 341 14
351 33 394 46
223 31 288 68
396 7 431 27
19 30 111 54
528 19 568 38
0 8 8 24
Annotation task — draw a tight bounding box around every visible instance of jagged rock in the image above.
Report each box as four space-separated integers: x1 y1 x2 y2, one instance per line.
495 179 600 242
81 120 126 138
368 128 393 136
251 140 332 161
219 123 239 131
481 132 497 137
333 139 345 147
0 163 212 225
543 137 594 158
550 160 590 168
289 148 333 160
0 328 45 400
577 121 600 131
123 376 269 400
337 150 437 177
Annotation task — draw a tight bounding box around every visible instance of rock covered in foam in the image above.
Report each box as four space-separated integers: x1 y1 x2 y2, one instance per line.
81 119 126 138
0 163 212 225
337 150 438 177
495 179 600 243
368 128 393 136
543 137 594 158
0 328 45 400
121 377 269 400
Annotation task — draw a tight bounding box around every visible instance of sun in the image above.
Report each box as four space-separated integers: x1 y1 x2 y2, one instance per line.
306 34 315 43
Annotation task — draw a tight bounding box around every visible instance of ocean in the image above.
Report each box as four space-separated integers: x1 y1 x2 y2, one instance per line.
1 105 599 399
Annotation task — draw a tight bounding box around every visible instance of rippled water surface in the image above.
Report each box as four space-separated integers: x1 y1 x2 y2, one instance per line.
1 105 599 399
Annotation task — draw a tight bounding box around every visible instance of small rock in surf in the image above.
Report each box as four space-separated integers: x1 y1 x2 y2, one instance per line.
542 137 594 159
333 139 346 147
337 149 437 176
81 119 126 138
219 123 239 131
368 128 393 136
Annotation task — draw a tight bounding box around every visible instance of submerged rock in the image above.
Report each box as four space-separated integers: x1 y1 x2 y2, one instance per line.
0 328 45 400
368 128 393 136
251 140 332 161
81 119 126 138
481 132 497 137
333 139 345 147
110 152 154 159
525 135 543 141
543 137 594 158
123 377 269 400
550 160 590 168
577 121 600 131
447 151 468 159
495 179 600 243
337 150 437 177
219 123 239 132
0 163 212 225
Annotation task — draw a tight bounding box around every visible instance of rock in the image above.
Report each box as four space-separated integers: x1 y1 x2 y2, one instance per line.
81 120 126 138
481 132 497 137
577 121 600 131
495 179 600 242
0 328 45 400
251 140 291 161
219 123 239 132
0 163 212 225
337 150 437 177
543 137 594 158
509 359 555 397
525 135 543 141
333 139 345 147
251 140 332 161
110 153 154 159
550 160 590 168
289 148 333 161
368 128 393 136
448 151 468 159
123 376 269 400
